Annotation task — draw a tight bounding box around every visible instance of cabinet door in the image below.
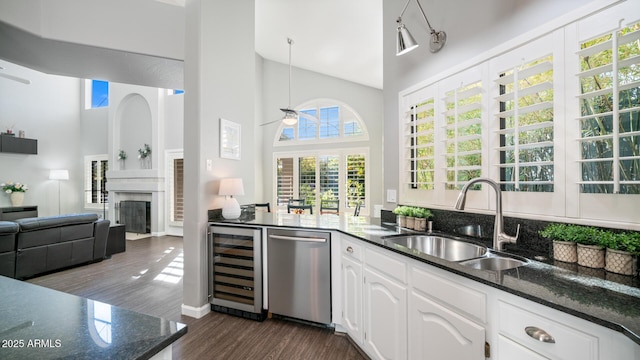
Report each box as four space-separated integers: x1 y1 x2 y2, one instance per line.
363 268 407 360
342 255 363 344
409 290 485 360
497 335 549 360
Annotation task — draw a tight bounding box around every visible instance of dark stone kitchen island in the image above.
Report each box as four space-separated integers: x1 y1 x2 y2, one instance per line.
0 276 186 359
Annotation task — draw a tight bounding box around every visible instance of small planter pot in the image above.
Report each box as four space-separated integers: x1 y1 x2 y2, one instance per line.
405 216 415 230
552 240 577 263
605 248 637 276
397 215 406 228
577 244 605 268
414 218 426 231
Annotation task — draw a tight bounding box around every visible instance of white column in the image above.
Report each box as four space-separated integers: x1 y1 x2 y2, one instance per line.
182 0 256 318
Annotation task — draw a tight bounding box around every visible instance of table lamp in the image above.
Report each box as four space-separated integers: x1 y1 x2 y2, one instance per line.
219 178 244 219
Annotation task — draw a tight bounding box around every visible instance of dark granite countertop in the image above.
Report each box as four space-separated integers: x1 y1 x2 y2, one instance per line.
0 276 187 360
212 212 640 346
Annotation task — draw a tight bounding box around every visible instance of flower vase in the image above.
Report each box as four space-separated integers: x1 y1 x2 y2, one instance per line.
10 192 24 206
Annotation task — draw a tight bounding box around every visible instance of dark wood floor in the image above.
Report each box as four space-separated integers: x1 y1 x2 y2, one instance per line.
28 236 366 360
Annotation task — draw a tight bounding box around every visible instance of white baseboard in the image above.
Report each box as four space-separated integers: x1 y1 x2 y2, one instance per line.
181 303 210 319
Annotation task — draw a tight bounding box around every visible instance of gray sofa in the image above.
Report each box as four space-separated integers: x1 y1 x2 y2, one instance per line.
0 214 110 279
0 221 19 278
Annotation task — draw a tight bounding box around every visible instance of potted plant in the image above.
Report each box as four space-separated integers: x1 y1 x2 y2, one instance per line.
412 208 433 232
539 223 577 263
393 206 408 228
601 231 639 276
1 181 29 206
573 226 605 269
405 207 416 230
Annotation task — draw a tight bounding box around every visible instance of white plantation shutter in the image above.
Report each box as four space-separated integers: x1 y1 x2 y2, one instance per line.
173 159 184 222
443 80 483 190
346 154 366 207
577 22 640 194
84 155 108 207
404 98 436 190
277 157 294 206
495 55 555 192
319 155 340 200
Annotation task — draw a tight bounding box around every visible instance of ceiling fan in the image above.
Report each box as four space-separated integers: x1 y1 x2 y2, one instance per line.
260 38 317 127
0 66 31 85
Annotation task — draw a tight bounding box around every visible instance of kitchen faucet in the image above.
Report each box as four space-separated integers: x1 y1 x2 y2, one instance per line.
454 177 520 251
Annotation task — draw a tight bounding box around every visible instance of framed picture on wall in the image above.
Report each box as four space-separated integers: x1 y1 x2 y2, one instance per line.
220 118 241 160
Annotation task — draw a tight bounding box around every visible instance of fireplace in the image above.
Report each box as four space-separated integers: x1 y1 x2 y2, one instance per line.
106 169 166 237
120 201 151 234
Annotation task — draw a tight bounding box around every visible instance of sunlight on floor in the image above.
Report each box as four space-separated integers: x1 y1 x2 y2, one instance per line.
153 252 184 284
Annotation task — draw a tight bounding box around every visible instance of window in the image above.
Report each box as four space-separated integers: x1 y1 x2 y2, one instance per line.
84 155 108 208
173 159 184 222
276 158 294 206
90 80 109 108
275 149 368 214
346 154 366 207
577 22 640 194
275 99 368 145
398 2 640 225
443 80 483 190
405 98 436 190
497 55 554 192
166 151 184 225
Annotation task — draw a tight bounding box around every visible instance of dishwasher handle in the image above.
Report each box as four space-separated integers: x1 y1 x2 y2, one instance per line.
269 234 327 243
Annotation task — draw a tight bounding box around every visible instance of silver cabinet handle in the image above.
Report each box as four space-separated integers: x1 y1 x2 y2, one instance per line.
525 326 556 343
346 246 354 253
269 234 326 243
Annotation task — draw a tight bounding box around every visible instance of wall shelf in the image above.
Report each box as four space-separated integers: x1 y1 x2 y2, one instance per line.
0 135 38 155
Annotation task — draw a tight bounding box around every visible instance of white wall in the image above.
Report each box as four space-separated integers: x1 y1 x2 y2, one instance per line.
0 59 85 216
259 57 384 211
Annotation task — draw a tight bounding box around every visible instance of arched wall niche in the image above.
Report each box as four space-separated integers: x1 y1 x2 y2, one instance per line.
116 93 153 170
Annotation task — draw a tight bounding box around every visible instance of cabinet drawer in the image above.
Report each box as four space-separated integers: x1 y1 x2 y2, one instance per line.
411 266 486 323
365 246 406 283
342 237 363 262
498 300 598 360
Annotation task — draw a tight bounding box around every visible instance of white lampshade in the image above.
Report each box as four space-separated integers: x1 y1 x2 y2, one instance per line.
219 178 245 196
219 178 244 219
49 169 69 180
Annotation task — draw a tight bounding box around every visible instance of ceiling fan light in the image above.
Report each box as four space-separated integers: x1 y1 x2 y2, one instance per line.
282 112 298 126
396 23 419 56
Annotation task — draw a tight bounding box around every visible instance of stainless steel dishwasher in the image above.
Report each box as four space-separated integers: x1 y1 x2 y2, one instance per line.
267 228 331 324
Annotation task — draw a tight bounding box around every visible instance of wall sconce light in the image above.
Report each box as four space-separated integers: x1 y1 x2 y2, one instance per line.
219 178 245 219
396 0 447 56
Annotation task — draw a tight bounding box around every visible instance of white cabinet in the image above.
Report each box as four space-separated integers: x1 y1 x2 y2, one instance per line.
342 254 363 344
492 291 638 360
363 267 407 360
408 265 486 360
409 290 485 360
497 334 549 360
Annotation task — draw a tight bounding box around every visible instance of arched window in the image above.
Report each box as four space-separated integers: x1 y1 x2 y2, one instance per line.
273 99 370 215
275 99 369 145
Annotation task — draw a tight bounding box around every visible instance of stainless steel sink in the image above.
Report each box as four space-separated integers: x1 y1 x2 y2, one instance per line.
384 235 487 262
460 255 529 271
